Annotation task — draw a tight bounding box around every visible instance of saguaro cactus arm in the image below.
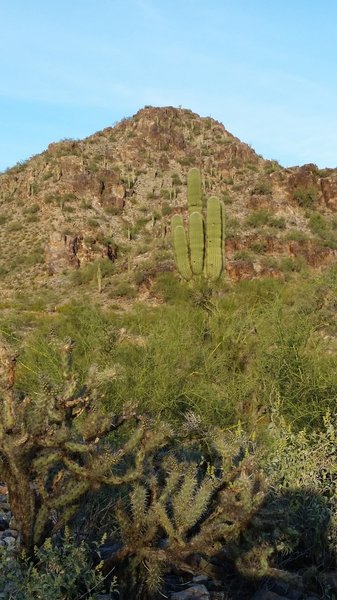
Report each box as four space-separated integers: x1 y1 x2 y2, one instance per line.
173 225 192 280
187 167 202 214
206 196 223 280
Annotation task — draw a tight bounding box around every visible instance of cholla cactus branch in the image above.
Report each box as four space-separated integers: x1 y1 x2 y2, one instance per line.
112 435 265 599
0 341 168 554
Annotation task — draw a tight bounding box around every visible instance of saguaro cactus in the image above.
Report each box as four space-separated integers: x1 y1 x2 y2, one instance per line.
171 168 225 281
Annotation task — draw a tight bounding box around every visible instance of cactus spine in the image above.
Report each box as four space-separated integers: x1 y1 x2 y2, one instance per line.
171 168 225 281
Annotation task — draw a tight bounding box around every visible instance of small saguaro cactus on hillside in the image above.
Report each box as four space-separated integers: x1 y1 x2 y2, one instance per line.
171 167 225 280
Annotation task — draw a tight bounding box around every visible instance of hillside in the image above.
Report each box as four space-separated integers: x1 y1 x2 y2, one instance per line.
3 107 337 599
1 105 337 307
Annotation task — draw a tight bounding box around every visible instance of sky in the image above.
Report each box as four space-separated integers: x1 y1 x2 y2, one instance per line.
1 0 337 171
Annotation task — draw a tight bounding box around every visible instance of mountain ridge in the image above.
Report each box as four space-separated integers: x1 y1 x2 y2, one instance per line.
1 105 337 305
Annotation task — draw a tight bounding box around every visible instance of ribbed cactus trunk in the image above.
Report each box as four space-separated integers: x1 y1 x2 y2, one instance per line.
206 197 223 280
173 225 193 281
171 168 225 281
189 212 204 274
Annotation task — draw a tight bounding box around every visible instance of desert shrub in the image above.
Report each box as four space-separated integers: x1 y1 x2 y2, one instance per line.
108 280 136 299
161 200 171 214
226 217 240 238
259 410 337 569
151 272 191 304
134 270 147 286
171 173 182 186
245 211 285 230
71 259 115 286
264 160 281 174
10 266 337 433
23 204 40 215
278 256 306 273
251 180 272 195
130 218 150 238
160 190 171 202
308 212 337 248
7 222 23 232
221 191 233 205
80 199 93 209
293 185 318 208
233 250 253 261
179 154 195 166
268 215 286 229
0 212 11 225
103 204 123 216
22 247 45 266
87 218 100 229
284 229 309 241
245 209 272 228
0 531 115 599
308 212 328 237
250 240 267 253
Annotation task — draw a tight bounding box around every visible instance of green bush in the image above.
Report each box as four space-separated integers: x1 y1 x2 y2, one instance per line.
87 218 100 228
171 173 182 186
0 212 11 225
108 280 136 298
23 204 40 215
0 531 116 599
71 259 115 286
245 210 285 230
251 180 272 195
245 209 272 228
293 185 318 208
284 229 309 241
161 200 171 214
308 212 328 237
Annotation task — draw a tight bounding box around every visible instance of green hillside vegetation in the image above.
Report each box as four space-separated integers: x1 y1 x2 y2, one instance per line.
2 120 337 598
2 262 337 597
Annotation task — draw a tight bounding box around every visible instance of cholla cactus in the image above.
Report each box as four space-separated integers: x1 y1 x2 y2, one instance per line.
0 341 170 553
171 167 225 281
110 428 265 599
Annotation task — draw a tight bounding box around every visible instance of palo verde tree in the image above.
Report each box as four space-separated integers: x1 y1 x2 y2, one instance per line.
171 167 225 281
0 339 170 554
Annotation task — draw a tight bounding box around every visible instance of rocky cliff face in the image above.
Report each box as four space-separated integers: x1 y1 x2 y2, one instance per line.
1 106 337 301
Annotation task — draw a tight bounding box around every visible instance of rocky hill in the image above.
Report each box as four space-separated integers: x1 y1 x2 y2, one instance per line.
1 105 337 305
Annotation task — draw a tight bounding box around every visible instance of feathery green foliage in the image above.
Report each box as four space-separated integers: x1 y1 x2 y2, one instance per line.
0 530 116 600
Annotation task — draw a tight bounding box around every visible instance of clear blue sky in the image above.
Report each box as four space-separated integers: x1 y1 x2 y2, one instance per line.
1 0 337 171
